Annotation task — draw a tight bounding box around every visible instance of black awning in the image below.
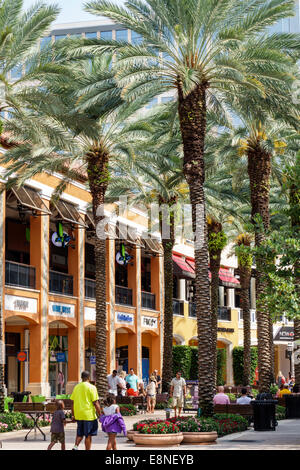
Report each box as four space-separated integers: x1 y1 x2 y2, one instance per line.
51 199 87 227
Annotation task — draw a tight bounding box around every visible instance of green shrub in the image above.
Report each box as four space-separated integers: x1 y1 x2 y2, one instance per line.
0 412 33 431
175 416 219 433
276 405 286 420
172 346 192 378
227 393 237 402
190 347 198 380
217 349 227 386
213 413 248 436
233 347 258 385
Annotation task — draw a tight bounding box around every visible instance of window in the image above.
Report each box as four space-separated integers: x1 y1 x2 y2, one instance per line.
161 96 174 103
55 35 67 41
40 36 51 49
101 30 112 40
116 29 128 41
131 31 143 45
11 65 23 80
85 32 97 39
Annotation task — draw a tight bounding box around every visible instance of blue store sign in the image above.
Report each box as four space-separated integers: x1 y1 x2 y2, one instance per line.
56 352 66 363
116 312 134 325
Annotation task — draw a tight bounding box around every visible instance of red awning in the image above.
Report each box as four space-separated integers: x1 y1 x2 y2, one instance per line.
173 254 195 279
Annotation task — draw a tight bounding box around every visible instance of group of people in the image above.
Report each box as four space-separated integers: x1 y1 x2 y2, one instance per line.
276 371 299 396
107 368 161 413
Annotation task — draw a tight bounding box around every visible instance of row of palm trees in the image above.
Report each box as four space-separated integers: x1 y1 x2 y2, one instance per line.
0 0 299 414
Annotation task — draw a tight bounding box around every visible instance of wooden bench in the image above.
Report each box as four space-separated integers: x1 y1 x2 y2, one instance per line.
13 402 45 412
156 393 169 406
116 395 146 413
213 403 253 422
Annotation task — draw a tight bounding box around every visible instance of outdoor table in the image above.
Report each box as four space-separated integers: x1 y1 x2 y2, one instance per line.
24 410 47 441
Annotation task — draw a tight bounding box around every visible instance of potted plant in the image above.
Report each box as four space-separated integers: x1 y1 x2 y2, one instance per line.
127 419 157 441
133 420 183 447
175 417 218 444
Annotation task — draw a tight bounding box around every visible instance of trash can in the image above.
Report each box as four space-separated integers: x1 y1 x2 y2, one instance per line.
251 396 278 431
11 391 31 403
284 394 300 418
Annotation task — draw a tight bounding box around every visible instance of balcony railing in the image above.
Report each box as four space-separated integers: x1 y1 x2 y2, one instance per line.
142 291 156 310
115 285 133 306
85 278 96 299
218 306 231 321
49 270 73 296
173 299 184 316
5 260 36 289
189 302 196 317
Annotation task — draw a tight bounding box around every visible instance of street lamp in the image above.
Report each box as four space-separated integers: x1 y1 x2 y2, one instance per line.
286 343 293 377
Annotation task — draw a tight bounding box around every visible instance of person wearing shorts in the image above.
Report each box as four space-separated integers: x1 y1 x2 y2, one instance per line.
170 371 186 418
47 400 66 450
70 370 101 450
146 376 157 413
100 395 127 450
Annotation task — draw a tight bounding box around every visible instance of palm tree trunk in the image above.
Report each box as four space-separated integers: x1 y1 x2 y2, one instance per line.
0 302 5 412
161 215 175 393
178 82 214 416
210 252 221 390
87 149 109 400
247 144 272 393
290 182 300 385
294 319 300 384
239 267 252 386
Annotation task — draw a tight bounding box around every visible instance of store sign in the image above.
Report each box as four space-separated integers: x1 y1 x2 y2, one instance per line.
115 312 134 325
90 356 96 365
217 327 234 333
142 316 158 329
56 352 66 363
274 326 294 342
49 302 75 318
17 351 27 362
85 307 96 321
5 295 37 314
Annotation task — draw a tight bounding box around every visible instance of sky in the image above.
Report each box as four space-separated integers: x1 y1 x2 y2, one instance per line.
23 0 125 24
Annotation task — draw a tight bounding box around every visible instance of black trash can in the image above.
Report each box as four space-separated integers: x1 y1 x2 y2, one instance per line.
11 391 31 403
251 396 278 431
284 394 300 418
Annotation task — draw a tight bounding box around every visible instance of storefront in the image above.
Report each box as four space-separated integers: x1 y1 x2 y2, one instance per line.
274 326 294 379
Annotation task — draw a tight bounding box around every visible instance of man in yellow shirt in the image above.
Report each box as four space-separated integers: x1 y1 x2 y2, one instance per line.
70 371 101 450
279 384 292 398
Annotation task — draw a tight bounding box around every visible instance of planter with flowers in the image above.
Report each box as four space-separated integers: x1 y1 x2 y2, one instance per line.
127 419 157 441
173 417 218 444
133 420 183 447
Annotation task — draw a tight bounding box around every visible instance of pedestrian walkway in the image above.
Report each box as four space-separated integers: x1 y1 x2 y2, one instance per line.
0 412 300 450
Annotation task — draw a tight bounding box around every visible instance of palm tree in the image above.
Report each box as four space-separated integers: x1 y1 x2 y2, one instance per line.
207 216 227 388
0 0 59 413
0 54 144 399
84 0 300 415
233 233 253 386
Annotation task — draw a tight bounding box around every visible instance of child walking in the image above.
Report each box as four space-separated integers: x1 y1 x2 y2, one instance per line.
47 400 66 450
100 395 127 450
146 376 157 413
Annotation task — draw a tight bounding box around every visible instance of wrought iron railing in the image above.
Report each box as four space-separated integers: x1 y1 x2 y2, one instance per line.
5 260 36 289
142 291 156 310
115 285 133 306
85 278 96 299
173 299 184 316
49 270 73 296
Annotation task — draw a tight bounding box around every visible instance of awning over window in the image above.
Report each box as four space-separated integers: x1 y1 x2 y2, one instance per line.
86 215 144 247
52 199 87 227
173 254 195 279
209 267 240 288
143 236 163 255
9 185 51 215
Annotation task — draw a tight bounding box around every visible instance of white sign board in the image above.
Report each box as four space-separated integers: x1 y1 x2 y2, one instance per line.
142 316 158 329
85 307 96 321
49 302 75 318
115 311 134 325
5 295 37 314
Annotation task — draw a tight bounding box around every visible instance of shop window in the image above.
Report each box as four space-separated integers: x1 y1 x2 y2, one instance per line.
85 243 95 279
5 219 30 264
141 257 151 292
101 30 112 40
116 29 128 41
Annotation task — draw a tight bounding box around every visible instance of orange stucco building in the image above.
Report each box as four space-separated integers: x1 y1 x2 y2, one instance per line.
1 172 163 397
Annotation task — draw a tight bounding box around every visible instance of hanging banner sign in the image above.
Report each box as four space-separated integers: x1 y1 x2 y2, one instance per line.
90 356 96 365
56 352 66 363
49 302 75 318
5 295 37 314
84 307 96 321
274 326 294 342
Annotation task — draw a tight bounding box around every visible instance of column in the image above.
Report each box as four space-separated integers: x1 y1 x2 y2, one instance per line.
24 329 29 390
219 286 225 307
27 203 50 396
66 226 85 394
0 188 6 398
129 245 142 378
250 278 256 309
227 289 235 308
159 253 164 375
107 239 115 373
226 343 234 385
178 279 186 301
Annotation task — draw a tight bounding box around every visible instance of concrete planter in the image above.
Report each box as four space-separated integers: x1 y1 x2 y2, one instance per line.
133 432 183 447
127 430 137 441
182 431 218 445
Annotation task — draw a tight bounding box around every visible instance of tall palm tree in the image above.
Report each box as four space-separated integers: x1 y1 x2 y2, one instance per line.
84 0 300 415
0 0 59 413
233 233 253 386
0 54 144 399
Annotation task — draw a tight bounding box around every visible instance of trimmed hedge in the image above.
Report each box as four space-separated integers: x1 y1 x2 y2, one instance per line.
232 346 258 385
173 345 226 384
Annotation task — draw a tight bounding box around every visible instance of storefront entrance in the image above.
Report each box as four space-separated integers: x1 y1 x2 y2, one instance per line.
49 333 68 397
5 332 21 394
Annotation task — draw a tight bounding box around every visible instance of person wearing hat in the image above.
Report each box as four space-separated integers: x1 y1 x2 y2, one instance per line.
146 376 157 413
